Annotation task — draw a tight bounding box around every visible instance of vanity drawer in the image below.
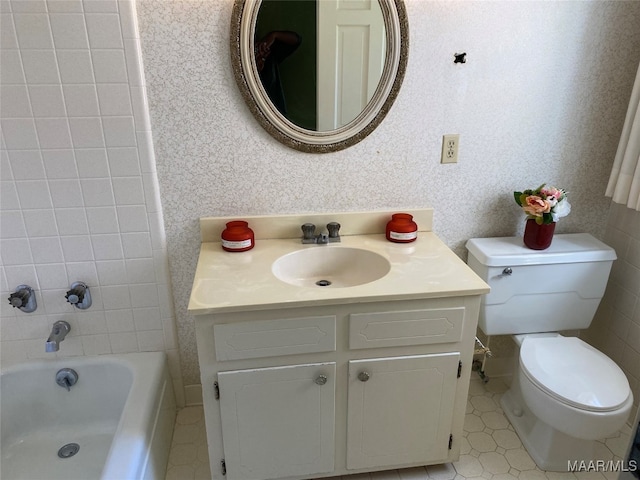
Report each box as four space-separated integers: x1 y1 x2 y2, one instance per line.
214 315 336 361
349 307 464 349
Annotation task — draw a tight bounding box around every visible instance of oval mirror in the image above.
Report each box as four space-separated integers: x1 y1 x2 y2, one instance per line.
230 0 409 153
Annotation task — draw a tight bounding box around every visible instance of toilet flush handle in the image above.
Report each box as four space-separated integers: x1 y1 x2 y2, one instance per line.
502 267 513 276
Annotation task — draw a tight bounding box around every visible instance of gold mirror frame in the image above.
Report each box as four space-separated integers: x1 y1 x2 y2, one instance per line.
230 0 409 153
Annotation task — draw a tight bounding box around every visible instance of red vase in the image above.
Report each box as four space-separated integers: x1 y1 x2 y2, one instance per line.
386 213 418 243
523 219 555 250
221 221 254 252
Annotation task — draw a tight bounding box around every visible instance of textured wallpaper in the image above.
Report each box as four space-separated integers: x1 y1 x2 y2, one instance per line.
137 0 640 386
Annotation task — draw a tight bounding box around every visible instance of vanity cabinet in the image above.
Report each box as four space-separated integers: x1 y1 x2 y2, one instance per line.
195 296 481 480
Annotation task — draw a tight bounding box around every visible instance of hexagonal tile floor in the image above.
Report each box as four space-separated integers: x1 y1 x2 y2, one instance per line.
165 377 632 480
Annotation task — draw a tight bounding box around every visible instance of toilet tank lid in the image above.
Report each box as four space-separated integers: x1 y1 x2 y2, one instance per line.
465 233 616 267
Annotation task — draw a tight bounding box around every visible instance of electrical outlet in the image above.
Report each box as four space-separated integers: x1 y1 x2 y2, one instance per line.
441 134 460 164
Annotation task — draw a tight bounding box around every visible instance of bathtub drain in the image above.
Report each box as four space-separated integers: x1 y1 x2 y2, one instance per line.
58 443 80 458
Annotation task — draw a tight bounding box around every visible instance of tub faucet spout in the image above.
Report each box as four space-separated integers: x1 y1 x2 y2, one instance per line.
46 321 71 352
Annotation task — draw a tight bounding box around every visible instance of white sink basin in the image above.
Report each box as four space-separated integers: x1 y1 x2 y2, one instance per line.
272 246 391 288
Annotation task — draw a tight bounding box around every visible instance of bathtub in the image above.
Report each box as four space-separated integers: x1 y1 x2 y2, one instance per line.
1 352 176 480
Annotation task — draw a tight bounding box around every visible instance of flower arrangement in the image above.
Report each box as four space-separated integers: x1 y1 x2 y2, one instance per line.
514 184 571 225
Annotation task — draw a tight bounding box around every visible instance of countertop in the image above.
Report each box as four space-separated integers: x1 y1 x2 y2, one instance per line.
188 232 490 315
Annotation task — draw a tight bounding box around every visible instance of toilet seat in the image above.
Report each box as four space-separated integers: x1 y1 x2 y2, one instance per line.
520 336 630 412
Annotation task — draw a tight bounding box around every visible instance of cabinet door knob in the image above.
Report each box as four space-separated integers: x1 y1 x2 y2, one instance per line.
314 374 327 385
358 371 370 382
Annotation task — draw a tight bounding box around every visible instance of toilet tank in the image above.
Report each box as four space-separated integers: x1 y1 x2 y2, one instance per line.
465 233 616 336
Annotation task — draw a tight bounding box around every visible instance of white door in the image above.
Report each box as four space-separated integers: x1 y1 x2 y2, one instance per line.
347 353 460 470
317 0 386 130
217 362 336 480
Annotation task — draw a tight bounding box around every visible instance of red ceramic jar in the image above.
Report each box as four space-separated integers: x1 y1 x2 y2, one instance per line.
386 213 418 243
221 221 255 252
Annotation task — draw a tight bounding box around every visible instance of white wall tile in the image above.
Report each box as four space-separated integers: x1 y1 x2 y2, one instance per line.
116 204 148 232
121 231 151 258
13 13 53 49
0 85 32 117
96 259 126 285
35 263 68 289
76 310 108 335
1 118 39 149
109 331 138 353
49 179 84 208
1 14 19 49
85 205 118 233
55 207 89 235
7 149 45 179
125 257 155 284
0 181 20 209
63 85 100 117
0 210 26 238
107 146 139 176
75 148 109 177
1 237 34 265
133 306 161 331
4 265 38 290
20 50 60 83
112 176 143 204
92 49 127 83
0 51 26 83
80 177 114 206
129 283 157 308
69 117 105 147
35 118 72 149
81 333 111 354
61 235 94 262
23 209 58 236
137 329 164 351
29 236 64 263
100 284 131 310
15 180 52 209
91 233 123 260
83 0 118 14
57 50 95 84
10 1 47 13
50 13 89 49
46 1 84 13
28 85 66 117
123 37 143 86
86 13 122 48
96 83 132 115
105 308 134 332
65 261 98 285
42 149 78 179
102 116 135 146
118 0 137 39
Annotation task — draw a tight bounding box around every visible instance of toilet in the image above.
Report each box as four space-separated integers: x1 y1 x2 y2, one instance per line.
466 233 633 471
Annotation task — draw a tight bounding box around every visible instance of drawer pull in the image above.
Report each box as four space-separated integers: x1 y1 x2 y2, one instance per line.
358 371 370 382
314 374 328 386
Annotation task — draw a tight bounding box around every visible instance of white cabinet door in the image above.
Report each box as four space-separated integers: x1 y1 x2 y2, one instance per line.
347 353 460 470
218 362 336 480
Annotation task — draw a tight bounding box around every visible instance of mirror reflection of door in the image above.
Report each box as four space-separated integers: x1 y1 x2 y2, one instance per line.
255 0 386 132
317 0 386 131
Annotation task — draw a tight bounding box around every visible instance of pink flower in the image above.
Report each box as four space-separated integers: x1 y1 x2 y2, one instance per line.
522 195 551 217
540 187 562 199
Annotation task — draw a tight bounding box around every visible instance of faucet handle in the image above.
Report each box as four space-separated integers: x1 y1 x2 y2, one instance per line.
301 223 316 244
327 222 341 242
65 282 92 310
8 285 37 313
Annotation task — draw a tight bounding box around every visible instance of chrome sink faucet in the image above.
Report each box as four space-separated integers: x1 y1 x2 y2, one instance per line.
45 320 71 352
301 222 341 244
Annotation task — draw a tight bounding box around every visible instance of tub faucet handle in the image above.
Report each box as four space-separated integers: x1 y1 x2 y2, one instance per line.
8 285 37 313
66 282 92 309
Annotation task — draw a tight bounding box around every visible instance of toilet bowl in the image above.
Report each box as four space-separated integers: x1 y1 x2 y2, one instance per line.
518 334 632 438
500 334 633 470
